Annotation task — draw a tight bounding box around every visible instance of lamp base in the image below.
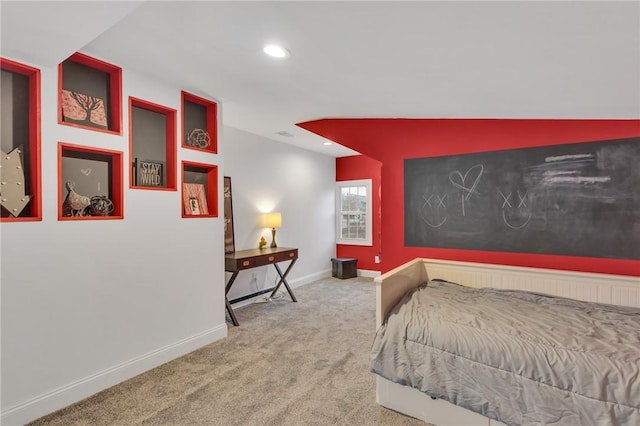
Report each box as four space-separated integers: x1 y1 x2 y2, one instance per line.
270 227 277 248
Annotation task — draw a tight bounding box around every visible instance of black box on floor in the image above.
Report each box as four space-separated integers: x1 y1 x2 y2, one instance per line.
331 258 357 279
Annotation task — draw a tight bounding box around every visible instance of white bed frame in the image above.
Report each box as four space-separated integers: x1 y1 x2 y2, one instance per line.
374 258 640 426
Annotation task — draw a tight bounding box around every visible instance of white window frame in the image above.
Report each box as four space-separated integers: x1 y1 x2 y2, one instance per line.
336 179 372 246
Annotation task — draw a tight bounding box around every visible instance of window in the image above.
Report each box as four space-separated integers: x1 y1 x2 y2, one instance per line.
336 179 372 246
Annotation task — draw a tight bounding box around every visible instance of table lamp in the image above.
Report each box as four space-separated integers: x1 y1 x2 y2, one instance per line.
265 212 282 248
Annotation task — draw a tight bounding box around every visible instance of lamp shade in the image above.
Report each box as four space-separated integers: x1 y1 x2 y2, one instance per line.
265 212 282 228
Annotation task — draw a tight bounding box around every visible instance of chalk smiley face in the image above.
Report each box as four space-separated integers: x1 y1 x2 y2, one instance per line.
498 189 532 229
420 192 447 228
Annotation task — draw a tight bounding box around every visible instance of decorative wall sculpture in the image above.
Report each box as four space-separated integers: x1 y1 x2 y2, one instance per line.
0 145 31 217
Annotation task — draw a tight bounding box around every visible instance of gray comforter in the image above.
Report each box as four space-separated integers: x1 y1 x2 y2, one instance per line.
370 280 640 426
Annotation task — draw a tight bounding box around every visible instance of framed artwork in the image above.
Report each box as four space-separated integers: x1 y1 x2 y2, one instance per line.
224 176 235 253
183 182 208 215
189 197 201 215
61 89 108 129
134 158 164 187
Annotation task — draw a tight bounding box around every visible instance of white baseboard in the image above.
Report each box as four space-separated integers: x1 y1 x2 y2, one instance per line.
291 268 333 287
231 269 333 309
1 325 227 426
358 269 381 278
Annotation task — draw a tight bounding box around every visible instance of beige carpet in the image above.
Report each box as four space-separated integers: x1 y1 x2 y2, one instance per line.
28 277 425 426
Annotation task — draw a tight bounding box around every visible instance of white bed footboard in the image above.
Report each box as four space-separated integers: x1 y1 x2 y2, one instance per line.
375 258 640 329
373 258 640 425
375 258 428 327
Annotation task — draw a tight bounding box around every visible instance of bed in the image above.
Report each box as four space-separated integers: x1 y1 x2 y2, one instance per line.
370 258 640 426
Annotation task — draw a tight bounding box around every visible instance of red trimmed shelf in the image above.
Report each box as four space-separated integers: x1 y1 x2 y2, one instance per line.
58 52 122 135
1 57 42 221
129 97 177 191
182 161 218 218
181 91 218 154
58 142 123 220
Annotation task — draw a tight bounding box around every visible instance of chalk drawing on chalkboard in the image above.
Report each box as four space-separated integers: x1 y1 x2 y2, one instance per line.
448 164 483 217
420 194 447 227
544 153 593 163
404 137 640 260
538 153 612 186
498 189 532 229
498 190 529 208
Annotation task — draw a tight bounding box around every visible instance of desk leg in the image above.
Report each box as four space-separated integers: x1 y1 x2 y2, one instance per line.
225 271 240 326
270 259 298 302
226 299 239 327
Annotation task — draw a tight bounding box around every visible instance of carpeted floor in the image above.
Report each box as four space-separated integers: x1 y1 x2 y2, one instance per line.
28 277 426 425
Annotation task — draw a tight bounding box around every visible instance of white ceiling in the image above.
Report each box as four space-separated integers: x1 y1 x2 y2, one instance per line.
2 1 639 157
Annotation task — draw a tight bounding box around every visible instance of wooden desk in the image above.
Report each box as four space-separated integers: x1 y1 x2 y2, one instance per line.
224 247 298 326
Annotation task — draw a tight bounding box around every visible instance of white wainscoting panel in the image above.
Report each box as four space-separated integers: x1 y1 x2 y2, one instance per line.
422 259 640 308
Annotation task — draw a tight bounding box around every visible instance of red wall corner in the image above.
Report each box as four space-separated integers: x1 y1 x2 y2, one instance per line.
320 119 640 276
336 155 382 272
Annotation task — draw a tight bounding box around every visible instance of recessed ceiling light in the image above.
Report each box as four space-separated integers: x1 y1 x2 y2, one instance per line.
323 142 333 146
263 44 290 59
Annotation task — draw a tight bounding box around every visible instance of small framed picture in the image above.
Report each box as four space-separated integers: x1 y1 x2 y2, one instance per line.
183 182 208 215
134 158 165 188
189 197 201 215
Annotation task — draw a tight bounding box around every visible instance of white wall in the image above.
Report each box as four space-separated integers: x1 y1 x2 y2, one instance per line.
1 56 338 425
222 126 336 302
1 60 227 425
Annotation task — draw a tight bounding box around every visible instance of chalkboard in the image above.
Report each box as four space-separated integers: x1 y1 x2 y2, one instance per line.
404 137 640 260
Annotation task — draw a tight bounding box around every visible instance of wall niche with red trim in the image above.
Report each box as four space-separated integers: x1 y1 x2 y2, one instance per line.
182 161 218 218
58 142 123 220
1 58 42 221
129 97 177 191
181 91 218 154
58 52 122 135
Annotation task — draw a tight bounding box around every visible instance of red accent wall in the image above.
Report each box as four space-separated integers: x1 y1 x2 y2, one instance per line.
300 119 640 276
336 155 382 272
